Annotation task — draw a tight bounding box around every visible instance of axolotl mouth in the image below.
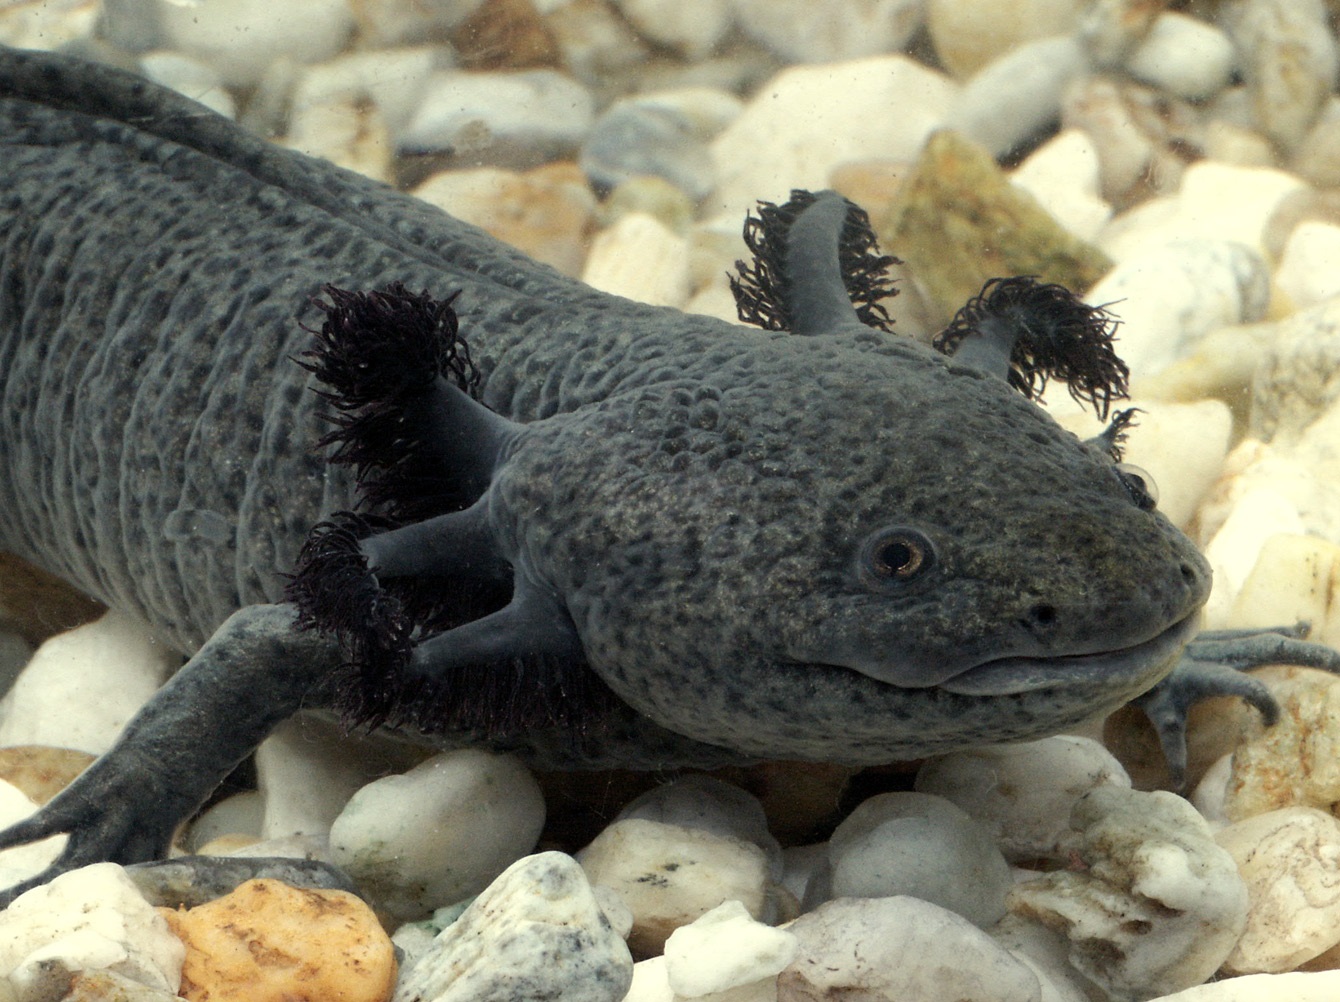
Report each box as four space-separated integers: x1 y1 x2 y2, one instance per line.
934 611 1201 697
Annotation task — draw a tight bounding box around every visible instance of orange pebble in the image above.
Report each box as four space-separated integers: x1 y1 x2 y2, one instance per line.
159 878 396 1002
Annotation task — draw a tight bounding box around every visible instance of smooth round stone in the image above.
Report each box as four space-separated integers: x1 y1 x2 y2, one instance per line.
398 68 595 168
708 55 955 218
397 852 633 1002
1007 787 1248 1001
1293 100 1340 188
156 0 355 88
413 163 597 277
945 34 1090 157
1217 807 1340 973
1228 535 1340 649
581 213 692 308
1010 129 1111 242
734 0 923 64
328 748 545 920
1227 0 1338 151
1250 297 1340 442
0 862 184 999
1100 161 1307 263
1122 12 1235 103
805 792 1013 928
162 878 394 1002
780 896 1045 1002
1060 76 1172 203
1077 0 1165 67
138 51 235 119
0 780 66 895
927 0 1083 79
609 0 731 60
126 855 360 909
990 913 1102 1002
663 900 798 998
915 737 1129 863
580 102 715 201
184 791 262 853
1201 487 1304 629
1276 221 1340 312
616 775 782 879
1083 239 1269 380
577 817 770 956
0 610 179 756
1136 972 1340 1001
0 745 94 807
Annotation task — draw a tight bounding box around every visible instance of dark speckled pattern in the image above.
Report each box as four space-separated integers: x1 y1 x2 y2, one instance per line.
0 46 1211 767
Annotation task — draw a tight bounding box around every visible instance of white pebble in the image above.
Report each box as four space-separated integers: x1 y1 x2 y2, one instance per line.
1201 488 1305 630
578 818 770 956
807 792 1012 928
156 0 355 88
0 781 65 892
0 862 184 999
0 611 177 755
1227 534 1340 646
1084 240 1269 380
1217 807 1340 973
915 736 1130 863
1100 161 1308 263
582 213 692 308
255 714 420 843
1275 221 1340 313
780 896 1045 1001
926 0 1083 79
1143 971 1340 1001
1010 129 1111 242
663 900 797 998
1226 0 1339 151
1123 12 1236 103
709 56 955 218
945 35 1090 157
399 69 595 168
609 0 732 60
1008 787 1248 1000
1077 0 1166 68
137 51 235 119
329 748 545 921
733 0 924 64
393 852 632 1002
617 775 781 877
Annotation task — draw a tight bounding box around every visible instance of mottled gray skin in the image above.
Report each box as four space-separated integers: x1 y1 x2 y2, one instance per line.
0 46 1208 776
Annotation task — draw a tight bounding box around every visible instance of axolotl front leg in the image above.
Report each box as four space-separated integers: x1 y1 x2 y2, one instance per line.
0 605 339 905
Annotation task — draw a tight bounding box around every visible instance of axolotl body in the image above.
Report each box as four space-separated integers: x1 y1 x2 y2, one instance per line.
0 45 1294 900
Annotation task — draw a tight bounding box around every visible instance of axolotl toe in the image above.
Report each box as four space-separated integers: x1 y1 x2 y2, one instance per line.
0 45 1213 894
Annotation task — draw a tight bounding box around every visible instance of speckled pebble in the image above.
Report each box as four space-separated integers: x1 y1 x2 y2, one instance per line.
1008 787 1248 1000
162 877 395 1002
916 736 1130 863
397 69 595 168
577 817 770 956
0 862 184 1000
804 792 1013 927
394 852 631 1002
329 748 545 921
0 746 94 807
1216 807 1340 974
780 896 1045 1002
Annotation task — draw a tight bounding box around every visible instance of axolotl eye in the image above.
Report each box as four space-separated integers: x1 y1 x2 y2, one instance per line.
859 527 936 586
1115 462 1159 511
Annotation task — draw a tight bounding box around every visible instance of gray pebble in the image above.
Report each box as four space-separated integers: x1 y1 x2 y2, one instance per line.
124 855 361 909
580 102 715 201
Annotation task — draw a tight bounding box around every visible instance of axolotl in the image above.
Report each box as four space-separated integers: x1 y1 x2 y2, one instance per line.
0 44 1328 905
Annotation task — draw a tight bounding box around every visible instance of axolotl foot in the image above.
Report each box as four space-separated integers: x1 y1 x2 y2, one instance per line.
1134 622 1340 790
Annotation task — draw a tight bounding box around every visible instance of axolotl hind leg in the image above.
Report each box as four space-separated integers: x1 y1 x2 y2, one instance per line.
0 604 341 908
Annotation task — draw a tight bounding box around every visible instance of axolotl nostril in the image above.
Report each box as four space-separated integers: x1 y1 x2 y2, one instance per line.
0 44 1333 904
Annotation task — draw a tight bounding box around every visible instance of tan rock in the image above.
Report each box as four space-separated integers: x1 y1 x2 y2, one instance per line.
877 130 1111 323
0 745 94 805
161 879 396 1002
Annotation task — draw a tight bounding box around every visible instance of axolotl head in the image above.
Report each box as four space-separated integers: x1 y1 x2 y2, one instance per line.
288 194 1210 767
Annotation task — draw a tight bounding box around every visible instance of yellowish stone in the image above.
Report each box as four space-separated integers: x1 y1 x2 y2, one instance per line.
878 130 1112 322
160 879 396 1002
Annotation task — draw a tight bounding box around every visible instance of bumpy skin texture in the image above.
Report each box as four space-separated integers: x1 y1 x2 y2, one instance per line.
0 46 1210 778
